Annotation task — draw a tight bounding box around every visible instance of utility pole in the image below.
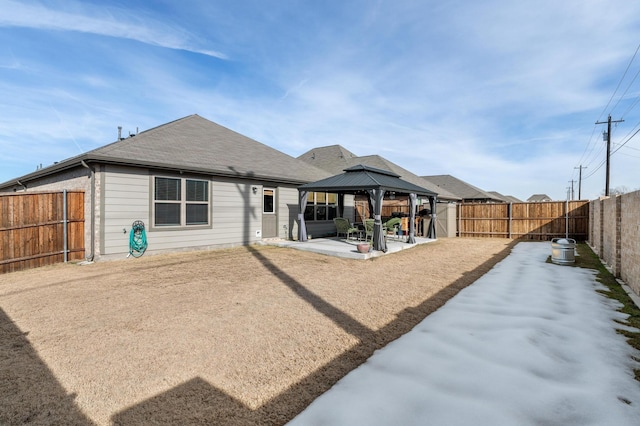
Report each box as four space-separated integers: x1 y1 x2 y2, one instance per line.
595 115 624 196
568 180 576 200
574 165 587 200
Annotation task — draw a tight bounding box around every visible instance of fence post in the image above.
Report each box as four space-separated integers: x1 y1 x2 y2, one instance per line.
63 189 68 263
565 198 568 239
508 203 512 238
615 196 622 277
599 200 604 256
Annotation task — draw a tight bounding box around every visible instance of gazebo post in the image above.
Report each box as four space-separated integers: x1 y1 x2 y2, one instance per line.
407 193 417 244
298 190 309 241
368 188 387 252
427 195 437 239
297 165 437 248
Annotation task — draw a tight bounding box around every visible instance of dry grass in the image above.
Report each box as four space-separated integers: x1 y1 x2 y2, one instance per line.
0 238 515 425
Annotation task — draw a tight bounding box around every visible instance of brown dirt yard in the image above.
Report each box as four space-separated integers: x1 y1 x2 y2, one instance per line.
0 237 515 425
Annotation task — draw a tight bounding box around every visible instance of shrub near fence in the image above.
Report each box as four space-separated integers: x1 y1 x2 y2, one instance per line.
0 191 84 274
457 200 589 240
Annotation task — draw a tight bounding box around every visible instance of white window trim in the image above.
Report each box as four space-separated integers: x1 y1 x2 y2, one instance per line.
151 175 212 230
263 187 276 214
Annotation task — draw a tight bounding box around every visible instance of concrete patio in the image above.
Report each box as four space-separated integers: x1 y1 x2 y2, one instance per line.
260 236 436 259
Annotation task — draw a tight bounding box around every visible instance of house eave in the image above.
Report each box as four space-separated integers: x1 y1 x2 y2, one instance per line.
0 154 314 190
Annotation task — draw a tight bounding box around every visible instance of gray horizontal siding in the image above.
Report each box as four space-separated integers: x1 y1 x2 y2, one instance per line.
278 187 298 239
101 167 266 256
102 166 149 255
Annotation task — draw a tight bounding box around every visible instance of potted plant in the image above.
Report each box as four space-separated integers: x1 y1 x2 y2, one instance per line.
357 243 370 253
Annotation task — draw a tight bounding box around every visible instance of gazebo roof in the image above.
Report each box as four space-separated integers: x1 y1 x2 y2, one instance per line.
299 165 438 197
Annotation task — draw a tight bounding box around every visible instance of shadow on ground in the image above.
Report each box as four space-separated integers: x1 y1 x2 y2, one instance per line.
112 241 518 425
0 308 94 425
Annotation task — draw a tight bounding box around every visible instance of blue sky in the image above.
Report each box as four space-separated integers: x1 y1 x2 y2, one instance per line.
1 0 639 200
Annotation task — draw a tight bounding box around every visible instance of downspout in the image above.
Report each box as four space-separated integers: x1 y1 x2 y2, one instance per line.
81 160 95 261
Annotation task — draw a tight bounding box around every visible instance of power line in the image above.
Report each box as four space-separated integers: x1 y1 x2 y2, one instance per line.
616 142 640 151
582 158 605 181
610 66 640 114
573 43 640 190
574 166 587 199
611 126 640 155
583 135 606 169
620 92 640 118
574 125 599 172
596 42 640 122
582 119 633 181
595 115 624 196
615 150 640 158
568 179 576 200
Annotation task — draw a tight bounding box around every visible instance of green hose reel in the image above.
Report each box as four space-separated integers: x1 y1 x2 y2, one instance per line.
129 220 148 258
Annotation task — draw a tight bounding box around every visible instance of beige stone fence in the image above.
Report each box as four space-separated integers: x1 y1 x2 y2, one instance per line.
588 190 640 296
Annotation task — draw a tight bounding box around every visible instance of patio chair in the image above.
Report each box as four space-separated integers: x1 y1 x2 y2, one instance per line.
333 217 359 240
364 218 375 243
383 217 402 240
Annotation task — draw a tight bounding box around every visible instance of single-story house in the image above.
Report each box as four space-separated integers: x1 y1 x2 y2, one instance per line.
488 191 523 203
298 165 439 251
298 145 460 202
0 115 337 261
421 174 504 203
297 145 460 237
527 194 553 202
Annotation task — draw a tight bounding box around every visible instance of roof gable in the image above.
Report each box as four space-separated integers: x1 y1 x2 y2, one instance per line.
90 115 329 183
421 174 503 202
488 191 522 203
298 146 460 201
2 115 330 187
527 194 553 202
297 145 358 175
300 164 437 196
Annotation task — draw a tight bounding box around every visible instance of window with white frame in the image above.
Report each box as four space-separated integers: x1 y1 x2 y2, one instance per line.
304 192 338 221
263 188 275 214
153 177 210 227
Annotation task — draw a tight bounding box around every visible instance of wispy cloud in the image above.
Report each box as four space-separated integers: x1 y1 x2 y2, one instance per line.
0 0 227 59
1 0 639 198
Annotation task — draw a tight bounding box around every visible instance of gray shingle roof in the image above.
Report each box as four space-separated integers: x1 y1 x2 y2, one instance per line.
90 115 330 183
297 145 358 175
298 145 460 201
299 165 438 196
527 194 553 202
1 115 330 187
421 174 503 202
488 191 523 203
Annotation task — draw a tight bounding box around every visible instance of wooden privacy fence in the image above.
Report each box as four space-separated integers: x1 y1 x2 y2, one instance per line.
458 200 589 240
0 191 85 274
355 201 414 223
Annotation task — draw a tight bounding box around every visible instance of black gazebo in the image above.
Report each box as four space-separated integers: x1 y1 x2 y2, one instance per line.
297 165 438 252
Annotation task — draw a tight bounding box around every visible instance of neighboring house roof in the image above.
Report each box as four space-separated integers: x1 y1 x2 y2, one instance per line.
488 191 523 203
0 115 330 188
297 144 359 175
527 194 553 202
421 175 504 203
299 165 438 197
298 145 460 201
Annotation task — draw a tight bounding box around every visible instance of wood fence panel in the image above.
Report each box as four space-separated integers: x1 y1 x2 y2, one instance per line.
458 200 589 240
0 191 84 273
458 203 510 238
